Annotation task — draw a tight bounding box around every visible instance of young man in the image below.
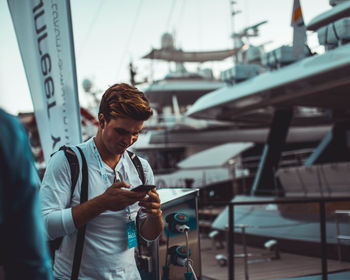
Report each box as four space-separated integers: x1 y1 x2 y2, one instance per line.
40 83 163 279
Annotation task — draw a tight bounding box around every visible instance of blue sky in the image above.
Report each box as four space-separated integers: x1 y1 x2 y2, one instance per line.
0 0 331 115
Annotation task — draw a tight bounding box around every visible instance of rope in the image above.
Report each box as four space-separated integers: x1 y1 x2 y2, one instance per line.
166 0 177 32
116 0 144 80
185 230 189 273
77 0 106 58
187 261 198 280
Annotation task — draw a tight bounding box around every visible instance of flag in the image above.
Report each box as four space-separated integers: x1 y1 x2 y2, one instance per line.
8 0 82 163
291 0 307 58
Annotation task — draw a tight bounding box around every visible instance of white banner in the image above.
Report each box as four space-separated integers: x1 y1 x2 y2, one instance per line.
8 0 82 163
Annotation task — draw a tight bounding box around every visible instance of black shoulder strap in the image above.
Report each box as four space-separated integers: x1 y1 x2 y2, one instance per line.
127 150 145 185
48 146 80 260
59 146 79 198
71 146 88 280
50 145 88 279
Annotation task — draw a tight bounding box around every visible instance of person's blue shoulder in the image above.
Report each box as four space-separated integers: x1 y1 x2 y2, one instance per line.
0 109 38 188
0 109 26 143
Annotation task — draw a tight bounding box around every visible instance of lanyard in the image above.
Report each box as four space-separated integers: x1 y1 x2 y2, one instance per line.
91 139 131 219
91 139 110 186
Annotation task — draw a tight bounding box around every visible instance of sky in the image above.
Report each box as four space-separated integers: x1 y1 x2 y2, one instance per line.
0 0 332 115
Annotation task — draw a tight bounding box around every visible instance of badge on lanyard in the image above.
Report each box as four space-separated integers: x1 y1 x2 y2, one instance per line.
126 220 138 249
125 205 137 249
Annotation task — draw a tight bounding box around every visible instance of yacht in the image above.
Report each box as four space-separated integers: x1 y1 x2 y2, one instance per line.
134 23 331 194
187 0 350 260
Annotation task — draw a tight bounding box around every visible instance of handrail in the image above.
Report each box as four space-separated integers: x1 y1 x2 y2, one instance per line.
223 196 350 280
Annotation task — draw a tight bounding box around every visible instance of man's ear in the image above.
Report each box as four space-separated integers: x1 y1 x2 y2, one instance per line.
98 114 105 129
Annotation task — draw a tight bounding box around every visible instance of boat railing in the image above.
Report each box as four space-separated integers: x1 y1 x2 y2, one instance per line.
277 161 350 197
241 147 314 172
214 196 350 280
236 148 314 194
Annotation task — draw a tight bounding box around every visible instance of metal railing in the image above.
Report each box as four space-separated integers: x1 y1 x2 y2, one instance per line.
226 196 350 280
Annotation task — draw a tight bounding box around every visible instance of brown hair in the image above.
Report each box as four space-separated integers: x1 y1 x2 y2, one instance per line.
98 83 153 122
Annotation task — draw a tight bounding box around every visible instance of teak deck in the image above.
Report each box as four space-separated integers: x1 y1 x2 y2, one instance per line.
199 235 350 280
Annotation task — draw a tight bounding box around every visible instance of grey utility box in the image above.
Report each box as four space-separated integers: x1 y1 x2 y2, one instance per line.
137 188 200 280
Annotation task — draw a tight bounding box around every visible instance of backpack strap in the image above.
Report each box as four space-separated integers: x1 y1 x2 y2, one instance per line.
127 150 145 185
49 146 80 259
59 146 80 198
71 146 88 280
54 145 89 280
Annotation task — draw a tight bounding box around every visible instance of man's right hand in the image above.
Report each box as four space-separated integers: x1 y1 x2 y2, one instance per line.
101 181 147 211
72 181 146 228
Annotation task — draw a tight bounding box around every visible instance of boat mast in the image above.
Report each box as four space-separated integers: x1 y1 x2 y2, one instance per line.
229 1 241 64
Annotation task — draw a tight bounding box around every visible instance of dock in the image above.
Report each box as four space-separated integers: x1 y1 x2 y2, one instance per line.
199 234 350 280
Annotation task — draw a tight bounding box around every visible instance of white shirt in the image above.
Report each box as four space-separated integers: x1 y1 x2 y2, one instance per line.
40 137 155 280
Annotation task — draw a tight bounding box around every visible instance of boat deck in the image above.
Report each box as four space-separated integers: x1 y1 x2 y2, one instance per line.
199 234 350 280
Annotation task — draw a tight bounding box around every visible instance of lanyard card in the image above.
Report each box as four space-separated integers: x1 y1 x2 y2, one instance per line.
126 220 138 249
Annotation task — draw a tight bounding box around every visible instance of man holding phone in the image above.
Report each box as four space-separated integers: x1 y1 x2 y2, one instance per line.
40 83 163 279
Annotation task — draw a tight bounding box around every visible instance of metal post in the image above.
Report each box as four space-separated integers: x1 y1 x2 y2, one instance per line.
335 213 342 261
319 201 328 280
242 226 249 280
228 204 234 280
251 108 293 195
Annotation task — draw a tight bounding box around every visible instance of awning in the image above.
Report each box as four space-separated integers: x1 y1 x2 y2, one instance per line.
142 48 237 62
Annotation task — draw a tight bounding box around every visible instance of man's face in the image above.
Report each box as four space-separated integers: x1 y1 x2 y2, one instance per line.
100 115 144 155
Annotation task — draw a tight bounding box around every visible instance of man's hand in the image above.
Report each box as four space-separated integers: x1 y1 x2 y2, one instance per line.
138 188 162 217
139 188 164 240
102 181 147 211
72 181 146 228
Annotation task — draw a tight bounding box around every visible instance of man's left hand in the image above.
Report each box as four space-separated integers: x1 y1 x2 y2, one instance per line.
138 188 162 217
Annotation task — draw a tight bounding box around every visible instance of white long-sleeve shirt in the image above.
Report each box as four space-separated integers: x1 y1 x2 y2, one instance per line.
39 137 154 279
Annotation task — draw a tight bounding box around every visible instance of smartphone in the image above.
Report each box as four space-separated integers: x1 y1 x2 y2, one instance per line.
131 184 156 193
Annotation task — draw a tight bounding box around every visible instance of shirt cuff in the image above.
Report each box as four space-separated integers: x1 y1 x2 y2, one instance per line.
62 208 76 235
137 209 160 243
46 208 76 240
